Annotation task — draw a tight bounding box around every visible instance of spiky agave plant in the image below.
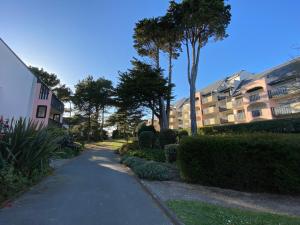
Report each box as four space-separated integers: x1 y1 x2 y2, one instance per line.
1 118 62 177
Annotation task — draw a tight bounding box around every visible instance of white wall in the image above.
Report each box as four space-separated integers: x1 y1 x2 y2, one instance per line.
0 39 37 120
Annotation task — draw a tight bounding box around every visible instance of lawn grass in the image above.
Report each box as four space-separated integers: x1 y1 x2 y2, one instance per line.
166 200 300 225
92 139 129 150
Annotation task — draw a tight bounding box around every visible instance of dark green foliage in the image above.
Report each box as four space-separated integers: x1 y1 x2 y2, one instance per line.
122 156 146 170
0 118 80 203
138 131 155 149
136 122 156 137
135 161 173 181
118 142 139 155
0 119 61 176
164 144 179 163
0 165 29 203
177 134 300 194
159 129 177 148
178 130 189 141
126 148 165 162
112 130 124 139
121 156 176 181
198 118 300 134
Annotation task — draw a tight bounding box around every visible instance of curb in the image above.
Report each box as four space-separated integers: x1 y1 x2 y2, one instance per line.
136 178 184 225
120 160 184 225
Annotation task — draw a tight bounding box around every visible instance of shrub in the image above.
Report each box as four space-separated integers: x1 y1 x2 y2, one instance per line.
122 156 146 170
178 130 189 141
126 148 165 162
159 129 177 148
198 117 300 134
0 118 61 176
0 164 29 202
118 142 139 155
135 161 173 180
139 131 155 149
136 122 156 137
177 134 300 194
164 144 179 163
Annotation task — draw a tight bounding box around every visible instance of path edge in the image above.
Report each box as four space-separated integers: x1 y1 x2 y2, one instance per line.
123 165 184 225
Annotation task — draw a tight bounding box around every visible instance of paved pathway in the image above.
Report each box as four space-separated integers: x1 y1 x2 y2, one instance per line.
0 148 172 225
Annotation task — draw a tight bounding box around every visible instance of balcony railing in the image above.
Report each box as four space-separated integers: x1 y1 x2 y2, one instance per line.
233 98 243 107
202 95 217 104
203 107 216 115
249 94 261 102
268 87 288 98
51 95 64 113
271 106 293 116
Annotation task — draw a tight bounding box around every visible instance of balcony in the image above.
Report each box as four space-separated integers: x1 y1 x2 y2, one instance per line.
268 87 288 98
271 105 293 116
202 95 217 104
249 94 261 102
51 95 64 113
233 98 243 108
203 106 216 115
219 102 233 113
204 118 217 126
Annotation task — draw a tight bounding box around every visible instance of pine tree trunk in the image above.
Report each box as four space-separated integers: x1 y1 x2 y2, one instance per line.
155 47 168 130
166 51 172 129
190 79 197 135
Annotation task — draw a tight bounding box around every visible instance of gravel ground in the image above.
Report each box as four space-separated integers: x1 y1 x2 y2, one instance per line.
142 180 300 217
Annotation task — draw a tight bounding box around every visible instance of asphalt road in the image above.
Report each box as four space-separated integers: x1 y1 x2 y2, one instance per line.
0 148 172 225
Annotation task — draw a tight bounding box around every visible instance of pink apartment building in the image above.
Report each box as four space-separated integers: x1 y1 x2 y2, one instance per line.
0 38 64 126
169 57 300 129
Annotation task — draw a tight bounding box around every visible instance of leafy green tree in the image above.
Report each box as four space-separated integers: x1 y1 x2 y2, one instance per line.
72 76 95 140
72 76 114 141
29 66 60 88
91 77 115 138
53 84 72 101
106 108 143 139
116 60 170 130
168 0 231 135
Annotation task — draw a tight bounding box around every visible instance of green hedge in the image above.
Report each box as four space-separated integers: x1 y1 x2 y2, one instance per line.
139 131 155 149
177 134 300 194
159 129 177 148
198 118 300 134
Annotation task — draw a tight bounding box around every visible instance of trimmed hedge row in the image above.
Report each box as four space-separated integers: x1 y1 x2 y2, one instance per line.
177 134 300 194
198 118 300 134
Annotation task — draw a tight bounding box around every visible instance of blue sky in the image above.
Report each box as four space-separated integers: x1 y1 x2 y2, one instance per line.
1 0 299 101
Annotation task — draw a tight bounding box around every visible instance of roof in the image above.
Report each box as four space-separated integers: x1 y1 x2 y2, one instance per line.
198 80 223 96
255 57 300 81
173 98 189 109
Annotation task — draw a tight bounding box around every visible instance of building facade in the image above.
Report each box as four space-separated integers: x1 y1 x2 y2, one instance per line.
169 58 300 129
0 38 64 126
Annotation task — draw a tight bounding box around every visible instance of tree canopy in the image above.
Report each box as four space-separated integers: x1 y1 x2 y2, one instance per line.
116 59 171 128
167 0 231 135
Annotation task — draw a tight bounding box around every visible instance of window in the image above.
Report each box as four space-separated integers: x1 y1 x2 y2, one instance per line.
251 110 261 118
53 114 60 122
36 105 47 118
39 85 49 99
